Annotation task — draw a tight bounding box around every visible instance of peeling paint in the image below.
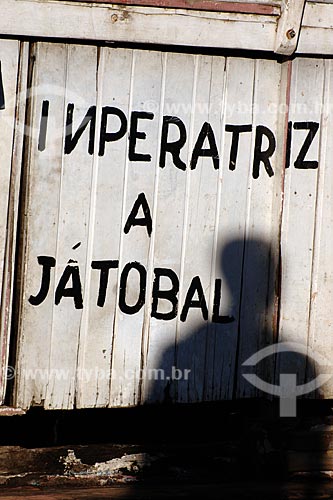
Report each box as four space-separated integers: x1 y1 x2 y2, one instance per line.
60 450 159 479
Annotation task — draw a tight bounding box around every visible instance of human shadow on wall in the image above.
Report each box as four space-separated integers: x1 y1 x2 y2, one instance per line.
144 236 327 496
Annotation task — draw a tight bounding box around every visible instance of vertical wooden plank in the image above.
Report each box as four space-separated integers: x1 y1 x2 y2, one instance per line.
235 59 283 398
44 45 98 409
109 50 163 407
307 60 333 397
203 58 255 401
0 40 19 316
15 43 99 410
75 48 132 408
278 58 324 385
15 43 69 409
141 53 195 403
0 40 26 403
0 41 20 316
174 55 225 403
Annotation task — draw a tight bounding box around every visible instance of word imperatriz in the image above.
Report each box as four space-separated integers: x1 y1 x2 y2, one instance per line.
38 101 320 178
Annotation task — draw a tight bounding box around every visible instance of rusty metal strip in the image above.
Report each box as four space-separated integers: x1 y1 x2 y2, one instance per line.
275 60 292 334
65 0 279 15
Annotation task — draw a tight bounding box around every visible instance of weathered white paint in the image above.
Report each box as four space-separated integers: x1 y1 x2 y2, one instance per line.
0 40 27 404
15 43 321 410
299 3 333 54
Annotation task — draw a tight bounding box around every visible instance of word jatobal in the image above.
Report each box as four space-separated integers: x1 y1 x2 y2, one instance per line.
29 256 235 324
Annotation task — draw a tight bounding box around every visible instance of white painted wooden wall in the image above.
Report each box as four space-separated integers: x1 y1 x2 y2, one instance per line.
8 43 333 409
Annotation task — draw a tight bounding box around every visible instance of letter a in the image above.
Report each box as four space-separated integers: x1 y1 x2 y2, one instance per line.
123 192 152 237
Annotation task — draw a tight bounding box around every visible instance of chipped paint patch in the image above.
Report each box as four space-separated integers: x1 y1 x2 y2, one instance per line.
60 450 159 480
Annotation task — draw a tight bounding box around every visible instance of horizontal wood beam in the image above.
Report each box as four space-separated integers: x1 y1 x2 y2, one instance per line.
0 3 332 59
0 0 278 52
